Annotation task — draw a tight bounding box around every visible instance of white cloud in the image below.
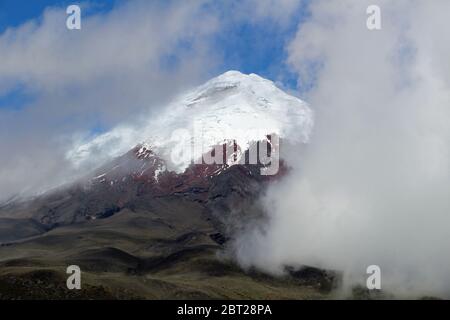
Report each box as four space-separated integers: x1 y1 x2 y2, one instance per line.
0 0 221 201
0 1 218 91
235 0 450 297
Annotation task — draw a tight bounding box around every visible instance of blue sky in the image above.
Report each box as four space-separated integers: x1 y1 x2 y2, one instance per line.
0 0 118 32
0 0 309 112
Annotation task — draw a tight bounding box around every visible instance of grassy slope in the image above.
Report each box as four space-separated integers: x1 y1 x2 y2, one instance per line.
0 205 330 300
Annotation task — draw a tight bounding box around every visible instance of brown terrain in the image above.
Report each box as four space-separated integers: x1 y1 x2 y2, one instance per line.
0 141 341 299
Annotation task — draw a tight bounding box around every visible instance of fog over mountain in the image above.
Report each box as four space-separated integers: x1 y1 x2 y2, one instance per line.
233 0 450 297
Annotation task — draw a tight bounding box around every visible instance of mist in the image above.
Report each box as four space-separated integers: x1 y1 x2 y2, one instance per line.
233 0 450 297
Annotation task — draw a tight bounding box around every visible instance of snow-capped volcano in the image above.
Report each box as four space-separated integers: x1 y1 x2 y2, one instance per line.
68 71 313 172
0 71 313 256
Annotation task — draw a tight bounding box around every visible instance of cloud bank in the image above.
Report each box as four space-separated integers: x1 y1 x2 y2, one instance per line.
0 0 223 200
234 0 450 297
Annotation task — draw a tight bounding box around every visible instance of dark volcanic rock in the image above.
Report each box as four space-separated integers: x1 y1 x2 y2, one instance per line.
0 139 286 240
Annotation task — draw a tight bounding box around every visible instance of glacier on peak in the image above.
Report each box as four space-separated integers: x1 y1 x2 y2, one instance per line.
67 70 313 172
